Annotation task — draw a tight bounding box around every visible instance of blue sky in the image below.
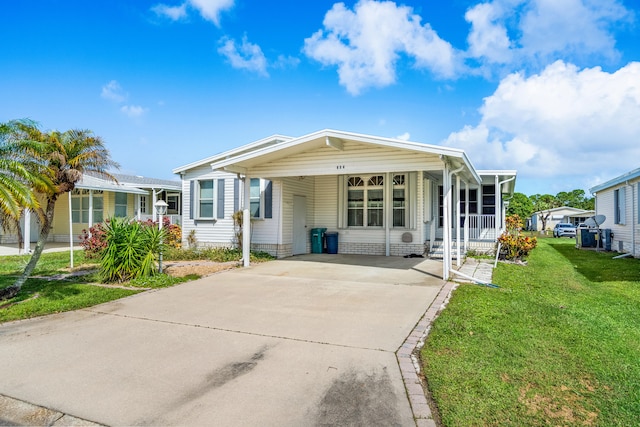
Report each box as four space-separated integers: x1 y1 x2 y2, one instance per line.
1 0 639 196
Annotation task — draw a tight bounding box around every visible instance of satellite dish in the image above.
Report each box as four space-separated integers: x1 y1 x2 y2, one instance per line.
585 215 606 227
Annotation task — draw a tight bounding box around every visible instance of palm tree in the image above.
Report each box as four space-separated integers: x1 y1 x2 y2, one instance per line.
0 124 119 300
0 120 49 252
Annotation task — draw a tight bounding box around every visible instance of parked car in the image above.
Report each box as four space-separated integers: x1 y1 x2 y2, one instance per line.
553 223 577 238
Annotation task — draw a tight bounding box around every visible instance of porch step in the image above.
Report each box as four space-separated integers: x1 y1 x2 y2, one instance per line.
427 241 465 260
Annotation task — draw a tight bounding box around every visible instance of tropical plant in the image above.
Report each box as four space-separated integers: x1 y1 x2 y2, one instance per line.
0 120 53 251
79 222 108 259
497 214 537 260
100 217 166 283
0 122 119 300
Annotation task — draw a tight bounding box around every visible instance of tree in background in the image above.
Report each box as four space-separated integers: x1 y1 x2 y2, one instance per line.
555 189 595 210
530 194 561 232
0 122 119 300
506 192 534 221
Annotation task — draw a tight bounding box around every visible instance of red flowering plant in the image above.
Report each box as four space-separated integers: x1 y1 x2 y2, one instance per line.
79 221 108 259
497 214 537 261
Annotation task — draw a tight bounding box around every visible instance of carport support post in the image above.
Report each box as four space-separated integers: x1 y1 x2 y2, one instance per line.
464 180 469 254
243 175 251 267
442 164 450 281
456 174 461 267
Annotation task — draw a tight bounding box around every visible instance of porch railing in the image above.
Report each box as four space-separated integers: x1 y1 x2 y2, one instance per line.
466 214 496 240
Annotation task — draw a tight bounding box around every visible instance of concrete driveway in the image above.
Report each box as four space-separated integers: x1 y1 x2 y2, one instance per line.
0 254 443 426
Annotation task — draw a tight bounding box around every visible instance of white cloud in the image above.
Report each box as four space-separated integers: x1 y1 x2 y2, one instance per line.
100 80 128 103
120 105 148 118
464 0 632 70
443 61 640 186
396 132 411 141
218 36 269 77
151 0 233 25
151 2 188 21
273 54 301 70
189 0 234 25
304 0 458 95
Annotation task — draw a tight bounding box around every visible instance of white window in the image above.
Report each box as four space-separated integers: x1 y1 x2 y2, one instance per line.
248 179 273 219
196 179 215 219
114 193 128 218
393 174 406 227
71 190 103 223
347 175 384 227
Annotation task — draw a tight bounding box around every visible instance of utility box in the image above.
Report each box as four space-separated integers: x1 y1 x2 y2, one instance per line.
602 229 612 251
577 228 597 248
310 228 327 254
325 232 339 254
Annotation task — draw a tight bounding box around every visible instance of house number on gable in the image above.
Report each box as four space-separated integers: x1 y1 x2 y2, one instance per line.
336 165 346 170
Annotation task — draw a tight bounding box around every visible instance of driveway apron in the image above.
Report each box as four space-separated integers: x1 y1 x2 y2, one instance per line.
0 255 443 426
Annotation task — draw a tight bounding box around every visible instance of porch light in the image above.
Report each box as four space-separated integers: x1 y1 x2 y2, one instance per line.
155 200 168 273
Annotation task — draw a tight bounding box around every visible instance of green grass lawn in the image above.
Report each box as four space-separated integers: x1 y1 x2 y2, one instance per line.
0 250 202 323
422 238 640 426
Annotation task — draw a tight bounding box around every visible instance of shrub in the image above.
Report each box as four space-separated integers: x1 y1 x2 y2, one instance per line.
79 222 108 259
497 214 538 261
100 217 167 283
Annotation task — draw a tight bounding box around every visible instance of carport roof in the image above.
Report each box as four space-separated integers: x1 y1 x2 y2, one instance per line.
174 129 483 185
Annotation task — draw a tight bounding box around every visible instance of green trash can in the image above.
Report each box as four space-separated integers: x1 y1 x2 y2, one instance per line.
311 228 327 253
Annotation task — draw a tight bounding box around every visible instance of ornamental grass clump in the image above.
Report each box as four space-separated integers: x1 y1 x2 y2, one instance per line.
100 217 166 283
497 214 537 261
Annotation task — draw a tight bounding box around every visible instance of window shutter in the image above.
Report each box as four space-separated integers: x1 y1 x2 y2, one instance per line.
264 180 273 218
189 180 194 220
620 186 626 225
233 178 239 213
217 179 225 219
409 172 417 229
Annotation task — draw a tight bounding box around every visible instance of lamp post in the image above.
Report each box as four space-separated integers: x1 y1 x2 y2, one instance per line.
155 200 168 273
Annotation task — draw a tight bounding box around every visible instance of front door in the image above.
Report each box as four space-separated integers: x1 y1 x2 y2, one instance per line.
293 195 307 255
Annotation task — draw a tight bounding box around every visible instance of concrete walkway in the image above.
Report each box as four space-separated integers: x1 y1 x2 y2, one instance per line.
0 255 444 426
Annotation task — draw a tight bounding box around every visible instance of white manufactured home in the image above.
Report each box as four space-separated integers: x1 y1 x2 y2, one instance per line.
590 167 640 257
173 129 516 279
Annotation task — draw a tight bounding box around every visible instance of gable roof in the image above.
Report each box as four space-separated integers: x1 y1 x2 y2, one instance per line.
173 134 293 174
531 206 591 216
175 129 484 185
589 167 640 194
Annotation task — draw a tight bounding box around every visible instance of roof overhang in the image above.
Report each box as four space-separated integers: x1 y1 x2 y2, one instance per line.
76 175 148 195
207 129 483 185
589 167 640 194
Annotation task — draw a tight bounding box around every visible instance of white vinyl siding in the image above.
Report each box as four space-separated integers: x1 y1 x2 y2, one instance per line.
250 141 442 178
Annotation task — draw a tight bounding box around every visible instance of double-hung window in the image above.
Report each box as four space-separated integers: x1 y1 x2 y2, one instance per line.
71 190 103 223
114 193 128 217
249 178 273 219
347 175 384 227
197 179 215 219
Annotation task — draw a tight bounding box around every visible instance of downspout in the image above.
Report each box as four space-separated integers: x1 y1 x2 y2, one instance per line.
464 180 469 254
628 181 635 256
385 172 391 257
456 174 461 267
445 164 464 280
497 175 516 236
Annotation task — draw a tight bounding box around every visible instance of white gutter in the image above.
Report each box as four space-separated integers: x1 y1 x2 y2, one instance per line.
497 175 516 237
628 181 636 257
443 164 464 281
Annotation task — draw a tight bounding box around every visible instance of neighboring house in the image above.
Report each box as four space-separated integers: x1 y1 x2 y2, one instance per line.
590 167 640 257
0 173 181 251
173 129 516 280
530 206 590 232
